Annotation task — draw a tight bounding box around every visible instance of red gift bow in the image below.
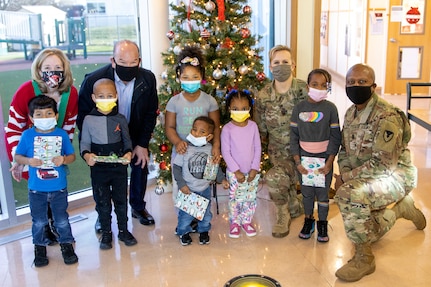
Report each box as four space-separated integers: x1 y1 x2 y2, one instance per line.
216 0 225 21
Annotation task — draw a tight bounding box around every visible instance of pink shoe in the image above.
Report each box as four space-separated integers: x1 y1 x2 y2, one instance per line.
229 223 241 238
242 223 257 237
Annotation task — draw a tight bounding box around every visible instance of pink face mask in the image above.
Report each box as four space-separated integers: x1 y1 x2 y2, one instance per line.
308 87 328 102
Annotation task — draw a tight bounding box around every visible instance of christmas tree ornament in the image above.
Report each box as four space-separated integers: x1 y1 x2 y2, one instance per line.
205 0 216 12
240 27 251 38
200 28 211 39
406 7 421 24
238 64 249 75
173 45 182 55
226 68 236 78
243 5 252 14
159 161 167 170
161 70 168 80
221 37 235 49
256 71 266 81
160 143 169 153
155 184 164 195
166 30 175 40
213 68 223 80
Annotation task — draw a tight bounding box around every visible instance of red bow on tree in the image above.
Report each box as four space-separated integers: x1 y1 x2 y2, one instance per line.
216 0 225 21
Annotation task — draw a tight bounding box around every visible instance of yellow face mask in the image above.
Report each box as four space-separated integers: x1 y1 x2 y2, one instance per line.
230 110 250 123
95 99 117 113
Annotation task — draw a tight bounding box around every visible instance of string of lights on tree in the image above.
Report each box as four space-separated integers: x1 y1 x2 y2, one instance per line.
149 0 271 194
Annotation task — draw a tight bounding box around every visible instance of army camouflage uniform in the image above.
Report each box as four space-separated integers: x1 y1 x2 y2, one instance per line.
335 93 417 244
255 79 308 218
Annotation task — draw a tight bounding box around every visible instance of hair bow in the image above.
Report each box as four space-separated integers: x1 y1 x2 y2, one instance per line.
180 56 200 66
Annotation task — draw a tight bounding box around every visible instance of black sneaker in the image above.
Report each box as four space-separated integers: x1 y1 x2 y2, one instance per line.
99 231 113 250
118 230 137 246
199 232 210 245
60 243 78 265
33 245 49 267
179 233 192 246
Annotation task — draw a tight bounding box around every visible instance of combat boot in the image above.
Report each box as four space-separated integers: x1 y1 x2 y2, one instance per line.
391 195 426 230
272 204 291 238
335 243 375 282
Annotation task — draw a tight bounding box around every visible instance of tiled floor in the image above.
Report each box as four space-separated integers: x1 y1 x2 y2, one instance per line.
0 80 430 287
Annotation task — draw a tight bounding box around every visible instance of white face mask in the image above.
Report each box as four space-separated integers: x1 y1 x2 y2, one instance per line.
186 133 207 147
33 118 57 131
308 87 329 102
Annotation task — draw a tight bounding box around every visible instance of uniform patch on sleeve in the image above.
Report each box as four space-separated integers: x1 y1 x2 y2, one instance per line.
375 120 398 152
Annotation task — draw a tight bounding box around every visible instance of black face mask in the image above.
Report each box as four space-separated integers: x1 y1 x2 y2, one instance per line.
115 63 139 82
345 85 373 104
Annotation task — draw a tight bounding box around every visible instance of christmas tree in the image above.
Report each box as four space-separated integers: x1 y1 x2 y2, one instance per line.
149 0 269 193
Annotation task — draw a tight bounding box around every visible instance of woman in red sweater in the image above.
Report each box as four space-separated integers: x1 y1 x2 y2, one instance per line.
5 47 78 243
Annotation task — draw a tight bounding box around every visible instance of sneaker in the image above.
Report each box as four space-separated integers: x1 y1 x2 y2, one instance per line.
34 245 49 267
99 231 113 250
298 217 315 239
229 223 241 238
60 243 78 265
118 230 137 246
242 223 257 237
199 232 210 245
179 233 192 246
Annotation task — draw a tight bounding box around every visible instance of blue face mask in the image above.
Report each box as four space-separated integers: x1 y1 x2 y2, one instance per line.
181 80 201 94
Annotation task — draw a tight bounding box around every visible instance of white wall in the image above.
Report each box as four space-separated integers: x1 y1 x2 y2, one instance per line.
367 0 389 90
296 0 314 80
138 0 169 88
320 0 387 89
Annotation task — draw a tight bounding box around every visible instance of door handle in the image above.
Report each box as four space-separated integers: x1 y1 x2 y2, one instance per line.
389 38 397 43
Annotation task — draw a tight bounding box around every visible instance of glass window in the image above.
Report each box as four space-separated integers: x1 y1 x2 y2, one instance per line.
0 0 138 212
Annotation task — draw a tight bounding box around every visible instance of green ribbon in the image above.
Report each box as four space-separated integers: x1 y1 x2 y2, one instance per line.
32 80 70 128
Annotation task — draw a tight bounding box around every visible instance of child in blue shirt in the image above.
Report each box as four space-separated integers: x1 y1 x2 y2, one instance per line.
15 95 78 267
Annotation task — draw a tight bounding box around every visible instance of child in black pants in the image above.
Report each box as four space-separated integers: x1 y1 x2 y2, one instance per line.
80 78 137 249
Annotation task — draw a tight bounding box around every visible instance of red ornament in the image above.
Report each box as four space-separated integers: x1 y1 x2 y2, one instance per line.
160 143 169 153
240 27 251 38
159 161 167 170
200 28 211 39
243 5 252 14
166 30 175 40
221 37 235 49
256 71 266 82
406 7 421 24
